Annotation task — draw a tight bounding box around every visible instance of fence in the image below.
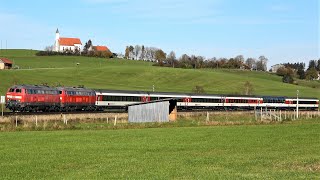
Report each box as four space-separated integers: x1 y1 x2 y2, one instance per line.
255 107 320 121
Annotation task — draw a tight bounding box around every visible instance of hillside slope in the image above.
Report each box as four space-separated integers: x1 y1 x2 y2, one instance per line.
0 49 319 99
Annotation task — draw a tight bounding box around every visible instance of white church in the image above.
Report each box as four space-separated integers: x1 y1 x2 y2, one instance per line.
54 29 82 52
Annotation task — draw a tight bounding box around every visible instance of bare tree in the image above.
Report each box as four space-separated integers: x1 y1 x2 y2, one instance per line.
44 45 54 52
134 45 141 60
125 46 129 59
167 51 176 68
128 45 134 59
257 56 268 71
141 45 145 60
245 58 256 70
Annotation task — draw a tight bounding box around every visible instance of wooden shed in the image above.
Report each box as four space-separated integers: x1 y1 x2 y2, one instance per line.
0 58 13 69
127 98 178 123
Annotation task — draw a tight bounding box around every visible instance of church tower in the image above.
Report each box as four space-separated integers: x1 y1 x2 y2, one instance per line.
54 28 60 51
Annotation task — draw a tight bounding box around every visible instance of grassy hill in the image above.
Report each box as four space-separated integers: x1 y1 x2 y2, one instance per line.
0 49 319 99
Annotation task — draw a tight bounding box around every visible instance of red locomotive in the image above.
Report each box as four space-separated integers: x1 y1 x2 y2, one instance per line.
5 85 60 112
57 87 96 111
5 85 96 112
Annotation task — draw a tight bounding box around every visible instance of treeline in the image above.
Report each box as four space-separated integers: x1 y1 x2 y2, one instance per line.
36 39 113 58
276 60 320 83
125 45 268 71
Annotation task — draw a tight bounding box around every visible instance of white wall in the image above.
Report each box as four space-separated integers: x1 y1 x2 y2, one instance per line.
0 62 4 69
58 44 81 52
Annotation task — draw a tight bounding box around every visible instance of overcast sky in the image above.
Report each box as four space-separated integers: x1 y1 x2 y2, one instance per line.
0 0 318 67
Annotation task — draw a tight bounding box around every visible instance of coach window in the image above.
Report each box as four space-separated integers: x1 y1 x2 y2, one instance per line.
150 97 158 101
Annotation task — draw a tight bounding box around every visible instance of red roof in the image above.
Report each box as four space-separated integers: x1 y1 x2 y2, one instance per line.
59 37 82 46
0 58 13 64
94 46 109 51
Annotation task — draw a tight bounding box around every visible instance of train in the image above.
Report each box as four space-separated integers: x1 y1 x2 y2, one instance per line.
5 84 319 112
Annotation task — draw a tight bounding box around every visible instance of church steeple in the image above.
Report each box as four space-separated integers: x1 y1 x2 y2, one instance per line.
55 28 60 41
55 28 60 52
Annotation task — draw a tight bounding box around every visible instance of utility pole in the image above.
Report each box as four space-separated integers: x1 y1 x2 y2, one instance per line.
296 90 299 119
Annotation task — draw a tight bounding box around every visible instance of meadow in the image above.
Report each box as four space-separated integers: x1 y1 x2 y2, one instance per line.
0 118 319 179
0 49 319 99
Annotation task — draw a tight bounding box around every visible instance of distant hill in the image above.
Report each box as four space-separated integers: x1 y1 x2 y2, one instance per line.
0 49 319 99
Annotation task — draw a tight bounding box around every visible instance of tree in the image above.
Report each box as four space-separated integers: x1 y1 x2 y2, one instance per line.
178 54 192 68
128 45 134 59
44 45 54 52
82 39 93 55
276 67 294 77
242 81 254 95
155 49 166 66
134 45 141 60
125 46 129 59
282 74 294 84
308 60 317 70
245 58 256 70
305 68 318 80
234 55 245 69
167 51 176 68
141 45 145 60
297 68 305 79
256 56 268 71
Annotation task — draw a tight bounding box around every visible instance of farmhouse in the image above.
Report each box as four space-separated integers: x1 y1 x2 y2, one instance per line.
54 29 82 52
0 58 13 69
271 64 284 73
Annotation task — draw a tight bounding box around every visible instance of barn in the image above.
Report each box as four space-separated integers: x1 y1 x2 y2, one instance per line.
0 58 13 69
127 98 178 123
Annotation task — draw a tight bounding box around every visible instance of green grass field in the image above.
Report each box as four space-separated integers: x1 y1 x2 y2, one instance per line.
0 49 319 99
0 119 319 179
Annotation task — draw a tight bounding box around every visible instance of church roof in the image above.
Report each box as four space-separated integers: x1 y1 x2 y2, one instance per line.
59 37 82 46
94 46 109 51
56 28 59 33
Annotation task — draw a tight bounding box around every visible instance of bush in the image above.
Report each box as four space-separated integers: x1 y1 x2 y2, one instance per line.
282 74 294 84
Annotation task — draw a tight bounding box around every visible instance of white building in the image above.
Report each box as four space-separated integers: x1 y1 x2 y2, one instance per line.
54 29 82 52
271 64 284 73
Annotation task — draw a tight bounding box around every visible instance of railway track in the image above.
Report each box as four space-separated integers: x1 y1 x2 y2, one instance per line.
1 110 127 116
1 109 318 117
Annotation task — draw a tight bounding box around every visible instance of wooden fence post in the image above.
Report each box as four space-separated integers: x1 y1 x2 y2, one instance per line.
114 116 117 126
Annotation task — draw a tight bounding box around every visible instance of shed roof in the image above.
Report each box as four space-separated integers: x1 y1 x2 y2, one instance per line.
94 46 109 51
0 58 13 64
